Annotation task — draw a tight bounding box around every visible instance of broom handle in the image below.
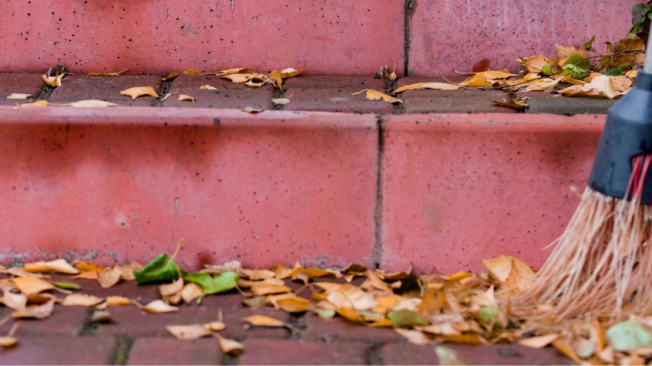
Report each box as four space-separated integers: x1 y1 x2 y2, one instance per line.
646 25 652 73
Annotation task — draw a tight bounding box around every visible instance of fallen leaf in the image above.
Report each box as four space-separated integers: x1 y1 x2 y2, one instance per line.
242 315 285 327
562 75 630 99
607 319 652 351
353 89 403 104
217 336 244 355
166 324 211 340
7 93 31 99
493 98 528 111
556 44 588 65
598 346 615 364
292 271 310 285
63 294 104 307
327 284 378 311
90 310 112 323
391 298 423 312
143 300 178 313
387 309 428 328
118 262 143 281
75 262 104 272
182 69 202 75
200 85 218 90
120 86 159 100
42 74 63 87
610 38 646 69
443 334 486 345
54 282 81 290
441 271 472 281
178 94 196 102
237 278 285 289
97 267 122 289
215 68 255 77
12 277 54 296
159 278 184 297
459 70 516 87
269 64 306 91
519 334 560 348
560 76 586 86
2 291 27 311
69 100 118 107
251 284 292 296
517 54 553 74
242 296 268 308
245 80 265 88
276 298 312 313
435 346 472 366
21 100 48 107
221 73 259 83
0 337 17 347
181 283 204 303
87 69 128 76
552 337 583 364
106 296 131 307
394 329 435 345
72 271 98 280
361 270 394 293
392 82 459 95
203 321 226 332
303 268 342 279
184 272 239 295
272 98 291 105
134 240 183 285
239 268 275 280
25 259 79 275
418 323 461 336
6 268 48 279
336 306 365 323
202 261 243 275
163 72 179 80
273 261 303 279
243 107 264 113
626 69 639 78
12 298 54 319
525 78 561 92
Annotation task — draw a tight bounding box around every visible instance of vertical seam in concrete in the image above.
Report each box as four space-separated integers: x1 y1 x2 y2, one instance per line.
403 0 414 77
372 114 385 269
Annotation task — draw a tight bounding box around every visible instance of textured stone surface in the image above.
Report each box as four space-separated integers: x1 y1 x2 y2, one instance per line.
0 336 117 365
240 339 368 365
304 313 404 343
0 306 88 337
163 75 274 110
128 338 223 365
527 97 619 115
0 73 44 105
48 75 161 106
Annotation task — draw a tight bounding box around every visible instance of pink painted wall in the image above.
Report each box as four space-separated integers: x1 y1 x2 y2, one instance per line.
409 0 641 76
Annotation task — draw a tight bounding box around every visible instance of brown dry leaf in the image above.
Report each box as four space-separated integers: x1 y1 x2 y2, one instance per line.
42 74 63 87
163 72 179 81
245 80 265 88
269 71 284 91
90 310 112 323
394 329 436 345
164 292 182 306
517 54 552 74
106 296 131 307
303 268 342 279
279 66 306 78
6 268 48 279
242 315 285 327
21 100 48 107
97 267 122 289
312 282 341 292
251 284 292 296
444 334 486 345
336 307 365 323
556 45 588 65
120 86 159 100
200 85 218 90
143 300 178 313
215 68 255 77
12 298 55 319
560 76 586 86
292 271 310 285
12 277 54 296
524 73 542 82
626 69 639 78
203 321 226 332
178 94 196 102
459 70 516 87
0 337 17 347
25 259 79 275
327 284 378 311
73 271 98 280
75 262 104 272
583 73 604 83
118 262 143 281
392 82 459 95
221 73 258 83
87 69 128 76
166 324 211 340
239 269 275 281
217 336 244 355
525 78 561 92
274 261 304 279
519 334 560 348
493 99 528 111
69 100 118 107
160 279 184 297
353 89 403 104
181 283 204 303
2 291 27 311
441 271 472 281
611 38 646 69
276 298 312 313
267 293 298 309
435 346 472 366
182 69 203 75
562 75 629 99
598 346 615 364
418 323 461 336
361 271 394 293
552 337 582 364
238 278 285 289
63 294 104 307
376 295 407 309
7 93 31 99
202 261 243 275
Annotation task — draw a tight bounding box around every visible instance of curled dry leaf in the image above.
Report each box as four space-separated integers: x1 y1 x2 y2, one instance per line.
90 310 112 324
459 70 516 87
202 261 243 275
221 73 259 83
75 262 104 272
120 86 159 100
238 278 284 289
392 82 459 95
6 267 48 279
276 298 312 313
204 321 226 332
239 269 275 281
178 94 196 102
200 85 218 90
519 334 560 348
118 262 143 281
303 268 342 279
181 283 204 303
25 259 79 275
215 68 254 77
106 296 131 307
42 74 63 87
163 72 179 81
243 107 264 114
21 101 48 107
143 300 178 313
525 78 561 92
2 291 27 311
242 315 285 327
327 284 378 311
69 100 118 107
517 54 553 74
0 337 17 347
159 278 184 297
12 298 55 319
251 284 292 296
217 336 244 355
166 324 211 340
556 44 587 66
274 261 303 279
493 98 528 111
269 64 306 91
482 255 534 283
63 294 104 307
7 93 31 99
561 75 630 99
12 277 54 296
73 271 98 280
97 267 122 289
353 89 403 104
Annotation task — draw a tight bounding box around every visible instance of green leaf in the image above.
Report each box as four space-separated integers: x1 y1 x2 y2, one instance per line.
184 271 239 295
53 281 81 290
542 65 552 76
606 319 652 352
565 56 591 74
560 69 573 76
134 238 185 286
604 66 631 76
387 309 428 328
634 22 646 33
633 4 646 16
582 36 596 50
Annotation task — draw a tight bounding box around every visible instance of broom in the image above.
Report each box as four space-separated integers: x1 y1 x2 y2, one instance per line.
513 32 652 321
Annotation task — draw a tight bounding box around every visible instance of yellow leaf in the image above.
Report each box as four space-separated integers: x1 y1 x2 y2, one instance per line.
106 296 131 307
12 277 54 296
303 268 342 278
372 319 394 327
562 75 629 99
72 271 98 280
159 278 184 297
269 71 284 91
63 294 104 307
392 82 459 95
203 321 226 332
7 93 31 99
336 307 365 323
178 94 196 102
524 73 542 82
552 337 582 364
120 86 159 100
69 100 118 107
25 259 79 275
239 269 276 281
353 89 403 104
1 291 27 311
327 284 378 311
519 334 560 348
143 300 178 313
556 45 588 66
279 65 306 78
182 69 203 75
459 70 516 87
360 270 393 293
274 261 304 279
560 76 586 86
200 85 218 90
626 69 639 78
517 54 553 74
12 298 55 319
166 324 211 340
443 334 486 345
23 263 49 273
163 72 179 80
75 262 104 272
276 298 312 313
21 100 48 107
215 68 255 77
217 337 244 355
251 284 292 296
221 73 258 83
42 74 63 87
242 315 285 327
181 283 204 303
312 282 340 292
376 295 407 309
525 78 561 92
97 267 122 289
441 271 472 281
0 337 17 347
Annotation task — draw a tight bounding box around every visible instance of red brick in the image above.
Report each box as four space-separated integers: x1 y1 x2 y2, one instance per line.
48 75 162 106
304 313 404 343
381 342 572 365
163 75 273 110
0 336 117 365
0 73 44 106
95 306 290 340
285 77 387 90
0 306 88 337
403 97 517 114
127 338 223 365
240 339 367 365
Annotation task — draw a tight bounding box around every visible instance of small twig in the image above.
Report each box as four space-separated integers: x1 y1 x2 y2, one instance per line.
439 73 460 87
7 321 20 337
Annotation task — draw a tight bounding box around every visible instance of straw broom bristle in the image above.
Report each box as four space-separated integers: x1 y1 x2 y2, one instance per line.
513 155 652 321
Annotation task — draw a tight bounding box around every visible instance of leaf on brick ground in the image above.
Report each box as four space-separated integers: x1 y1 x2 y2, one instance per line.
493 98 528 111
560 76 586 86
163 72 179 81
394 329 435 345
221 73 259 83
74 262 104 272
251 284 292 296
178 94 196 102
166 324 212 340
0 337 17 347
185 271 239 295
360 270 393 293
106 296 131 307
12 298 54 319
90 310 112 324
276 298 312 313
202 261 243 275
12 277 54 296
525 77 561 92
556 45 588 66
69 100 118 107
517 54 553 74
25 259 79 275
182 69 203 75
159 278 184 297
387 309 428 328
134 239 183 285
181 283 204 303
459 70 516 87
274 261 303 279
238 268 275 281
54 282 81 290
392 82 459 94
7 93 31 99
279 66 306 78
200 85 218 90
561 75 629 99
327 284 378 311
303 268 342 279
242 315 285 327
42 74 63 87
120 86 159 100
217 336 244 355
6 268 48 279
272 98 290 105
353 89 403 104
21 100 48 107
63 294 104 307
242 296 268 308
552 336 583 364
203 321 226 332
97 267 123 289
73 271 98 280
383 266 413 281
1 291 27 311
245 80 265 88
610 38 646 69
87 69 128 76
143 300 178 313
118 262 143 281
336 306 365 323
292 271 310 285
435 346 472 366
518 334 560 348
482 256 533 283
215 68 255 77
238 278 285 289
